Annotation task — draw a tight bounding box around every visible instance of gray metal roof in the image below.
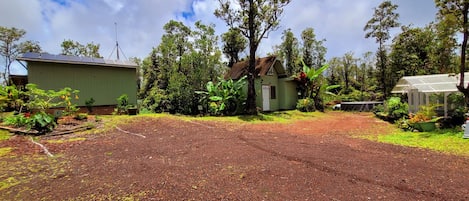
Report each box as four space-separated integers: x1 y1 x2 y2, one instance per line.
391 73 469 94
17 52 137 69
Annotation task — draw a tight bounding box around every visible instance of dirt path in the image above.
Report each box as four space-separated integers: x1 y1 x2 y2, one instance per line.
1 112 468 200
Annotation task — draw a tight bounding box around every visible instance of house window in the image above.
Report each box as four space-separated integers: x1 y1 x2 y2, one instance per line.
270 86 276 99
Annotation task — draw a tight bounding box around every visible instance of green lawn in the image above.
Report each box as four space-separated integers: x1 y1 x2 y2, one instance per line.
362 129 469 156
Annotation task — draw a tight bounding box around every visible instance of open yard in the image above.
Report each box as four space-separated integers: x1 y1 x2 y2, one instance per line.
0 112 468 200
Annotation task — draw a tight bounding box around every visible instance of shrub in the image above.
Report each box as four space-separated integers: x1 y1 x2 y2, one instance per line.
3 113 30 128
196 76 247 116
85 97 95 113
3 112 56 133
30 112 56 133
74 113 88 120
116 94 129 114
296 98 315 112
374 97 408 122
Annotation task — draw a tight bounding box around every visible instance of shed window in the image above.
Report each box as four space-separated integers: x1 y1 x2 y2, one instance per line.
270 86 276 99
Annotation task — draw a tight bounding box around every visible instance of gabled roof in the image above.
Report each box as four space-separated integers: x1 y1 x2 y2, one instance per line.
17 52 137 69
224 56 286 80
391 73 469 93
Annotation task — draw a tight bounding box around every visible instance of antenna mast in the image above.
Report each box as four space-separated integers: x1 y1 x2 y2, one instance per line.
115 22 120 60
108 22 127 60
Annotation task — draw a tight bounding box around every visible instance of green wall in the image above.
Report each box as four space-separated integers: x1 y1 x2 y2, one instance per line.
28 62 137 106
258 74 279 111
278 78 298 110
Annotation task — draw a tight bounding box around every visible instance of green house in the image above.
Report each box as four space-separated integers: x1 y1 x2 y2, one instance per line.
17 52 137 113
225 56 298 111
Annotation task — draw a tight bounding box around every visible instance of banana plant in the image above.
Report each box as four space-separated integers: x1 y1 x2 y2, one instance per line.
196 76 247 115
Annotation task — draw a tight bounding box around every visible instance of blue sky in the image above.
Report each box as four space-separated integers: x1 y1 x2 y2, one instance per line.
1 0 438 75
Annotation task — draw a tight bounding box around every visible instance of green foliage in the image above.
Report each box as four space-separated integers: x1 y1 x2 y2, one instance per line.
0 26 41 84
296 98 316 112
3 111 56 133
296 61 331 111
74 113 88 120
3 113 30 128
374 97 408 122
61 39 102 58
30 112 56 133
139 20 222 115
0 85 26 112
85 97 95 113
196 76 247 116
221 28 247 67
25 84 79 114
364 1 400 98
116 94 130 114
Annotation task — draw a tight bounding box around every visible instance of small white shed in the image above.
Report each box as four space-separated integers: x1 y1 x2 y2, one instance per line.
391 73 469 117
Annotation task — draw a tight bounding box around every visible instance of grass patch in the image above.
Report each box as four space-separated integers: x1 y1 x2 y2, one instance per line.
46 137 86 144
0 130 11 141
0 177 20 191
182 110 325 124
362 129 469 156
0 147 12 157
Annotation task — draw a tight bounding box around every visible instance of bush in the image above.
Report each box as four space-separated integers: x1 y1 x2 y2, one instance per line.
30 112 56 133
3 112 56 133
374 97 408 122
116 94 129 114
296 98 315 112
85 97 95 113
3 113 30 128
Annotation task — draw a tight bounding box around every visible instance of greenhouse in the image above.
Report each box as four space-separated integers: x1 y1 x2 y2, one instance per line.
391 73 469 117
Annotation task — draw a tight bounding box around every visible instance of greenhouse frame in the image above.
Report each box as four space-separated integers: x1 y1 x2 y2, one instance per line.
391 73 469 117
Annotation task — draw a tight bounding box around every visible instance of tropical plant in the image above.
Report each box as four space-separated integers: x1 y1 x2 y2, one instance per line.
29 112 56 133
296 98 315 112
196 76 247 116
295 61 331 111
374 96 408 122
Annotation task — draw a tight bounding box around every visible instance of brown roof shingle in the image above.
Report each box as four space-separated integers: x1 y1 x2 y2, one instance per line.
225 56 285 80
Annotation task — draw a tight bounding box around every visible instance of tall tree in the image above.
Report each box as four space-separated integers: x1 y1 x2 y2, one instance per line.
191 21 223 89
364 0 400 99
342 52 357 94
275 28 300 76
0 26 41 85
221 28 247 67
301 27 327 68
61 39 102 58
215 0 291 114
390 25 435 86
435 0 469 105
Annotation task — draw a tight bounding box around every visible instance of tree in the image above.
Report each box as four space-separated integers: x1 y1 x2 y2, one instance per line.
435 0 469 106
60 39 102 58
301 27 327 68
0 26 41 85
215 0 292 114
342 52 357 94
140 20 222 114
364 0 400 99
221 28 247 67
275 28 300 76
389 25 436 88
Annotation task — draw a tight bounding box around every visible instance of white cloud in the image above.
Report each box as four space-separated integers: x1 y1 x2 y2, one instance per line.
0 0 438 75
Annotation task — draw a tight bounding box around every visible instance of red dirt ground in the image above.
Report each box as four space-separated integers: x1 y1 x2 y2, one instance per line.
1 112 468 200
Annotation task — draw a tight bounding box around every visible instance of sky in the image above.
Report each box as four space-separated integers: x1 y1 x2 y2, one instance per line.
0 0 438 75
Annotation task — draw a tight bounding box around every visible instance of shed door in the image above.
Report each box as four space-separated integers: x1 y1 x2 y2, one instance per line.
262 85 270 111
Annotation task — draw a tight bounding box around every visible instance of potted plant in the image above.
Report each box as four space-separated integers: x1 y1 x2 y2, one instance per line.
408 104 442 132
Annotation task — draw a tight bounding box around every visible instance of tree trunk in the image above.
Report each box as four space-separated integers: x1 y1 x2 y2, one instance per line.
245 0 257 115
457 3 469 108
